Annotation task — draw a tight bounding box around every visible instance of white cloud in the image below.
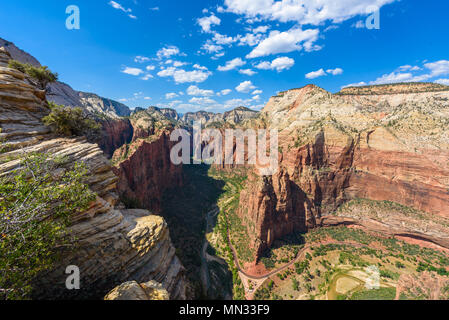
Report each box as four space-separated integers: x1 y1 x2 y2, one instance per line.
212 33 237 45
369 72 414 85
252 95 260 100
237 33 264 47
398 65 421 72
239 69 257 76
149 7 159 11
255 56 295 72
201 42 224 54
174 70 212 84
108 1 136 19
246 27 319 58
304 67 343 79
341 81 367 89
187 85 214 96
435 79 449 86
305 68 327 79
193 64 208 71
121 67 144 76
166 93 179 99
157 46 181 59
236 80 256 93
189 97 218 105
424 60 449 77
342 60 449 87
224 0 397 26
173 61 187 67
252 25 270 34
158 67 212 84
134 56 150 63
157 67 177 77
218 58 246 71
224 98 254 108
144 97 152 100
252 89 263 95
197 14 221 33
220 89 232 95
109 1 131 12
326 68 344 75
146 65 156 71
140 74 153 80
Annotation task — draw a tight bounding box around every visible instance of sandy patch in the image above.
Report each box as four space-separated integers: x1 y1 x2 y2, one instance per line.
336 277 362 294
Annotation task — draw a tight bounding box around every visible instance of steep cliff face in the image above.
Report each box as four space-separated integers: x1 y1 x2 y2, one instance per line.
98 118 133 158
112 108 184 213
235 84 449 261
0 47 186 299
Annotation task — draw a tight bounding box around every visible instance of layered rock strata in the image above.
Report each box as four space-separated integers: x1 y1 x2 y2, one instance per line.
0 47 186 299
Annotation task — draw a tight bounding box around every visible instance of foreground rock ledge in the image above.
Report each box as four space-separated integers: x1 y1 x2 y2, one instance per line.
104 280 169 300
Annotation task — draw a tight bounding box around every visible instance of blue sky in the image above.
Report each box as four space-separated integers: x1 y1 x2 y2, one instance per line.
1 0 449 113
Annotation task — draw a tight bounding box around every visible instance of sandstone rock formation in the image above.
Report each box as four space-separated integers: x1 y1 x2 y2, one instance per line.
0 38 133 158
0 47 186 299
104 280 169 300
233 84 449 261
98 118 133 158
112 108 184 213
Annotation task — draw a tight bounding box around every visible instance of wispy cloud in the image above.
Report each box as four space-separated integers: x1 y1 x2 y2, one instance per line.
108 1 137 19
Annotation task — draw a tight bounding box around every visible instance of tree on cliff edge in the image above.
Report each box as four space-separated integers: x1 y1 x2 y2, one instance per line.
0 153 96 299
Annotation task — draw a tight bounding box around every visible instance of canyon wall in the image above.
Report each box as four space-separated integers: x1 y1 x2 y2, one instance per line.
235 84 449 260
0 47 186 299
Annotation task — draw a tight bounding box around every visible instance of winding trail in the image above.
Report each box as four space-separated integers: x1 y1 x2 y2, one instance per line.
225 227 371 299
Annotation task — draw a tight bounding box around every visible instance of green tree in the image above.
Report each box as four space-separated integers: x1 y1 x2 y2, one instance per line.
0 153 96 299
42 102 101 140
8 60 58 90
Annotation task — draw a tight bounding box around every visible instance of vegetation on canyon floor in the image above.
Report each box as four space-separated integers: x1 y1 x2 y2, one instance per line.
0 153 95 299
253 226 449 300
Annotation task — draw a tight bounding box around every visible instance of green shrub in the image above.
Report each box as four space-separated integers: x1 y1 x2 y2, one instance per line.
0 153 96 299
43 102 101 139
350 287 396 300
8 60 58 90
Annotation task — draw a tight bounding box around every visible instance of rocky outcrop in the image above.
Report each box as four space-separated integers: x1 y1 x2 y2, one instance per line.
182 106 259 126
112 108 184 213
234 84 449 261
0 47 186 299
338 82 449 95
0 38 131 119
104 280 169 300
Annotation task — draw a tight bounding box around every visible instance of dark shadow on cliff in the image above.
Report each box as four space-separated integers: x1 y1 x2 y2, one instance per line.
160 164 233 300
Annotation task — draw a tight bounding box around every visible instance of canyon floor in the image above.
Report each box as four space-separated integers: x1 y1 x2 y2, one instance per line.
162 164 449 300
